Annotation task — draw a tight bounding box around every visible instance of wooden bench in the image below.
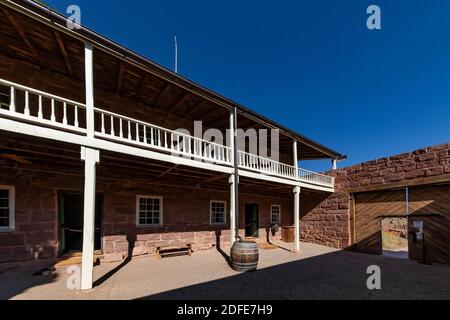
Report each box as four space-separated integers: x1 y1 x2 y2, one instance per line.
156 243 193 259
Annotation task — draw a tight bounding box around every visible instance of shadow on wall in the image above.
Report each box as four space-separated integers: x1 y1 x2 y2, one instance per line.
94 231 137 287
134 250 450 300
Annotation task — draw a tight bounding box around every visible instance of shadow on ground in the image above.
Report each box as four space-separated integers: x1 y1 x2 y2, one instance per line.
136 250 450 300
0 271 58 300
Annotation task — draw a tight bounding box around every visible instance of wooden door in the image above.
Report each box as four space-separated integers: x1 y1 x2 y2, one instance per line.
408 184 450 264
59 192 103 254
245 204 259 238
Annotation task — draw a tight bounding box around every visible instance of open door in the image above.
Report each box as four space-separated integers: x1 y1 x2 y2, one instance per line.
245 204 259 238
381 217 408 259
59 192 103 255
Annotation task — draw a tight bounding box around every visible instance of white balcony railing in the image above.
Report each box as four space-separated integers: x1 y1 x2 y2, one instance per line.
0 78 334 188
238 151 298 179
237 150 334 187
94 107 232 165
0 78 87 134
298 168 335 187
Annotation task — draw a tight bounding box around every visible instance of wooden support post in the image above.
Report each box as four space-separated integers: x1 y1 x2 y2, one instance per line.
232 108 240 242
293 140 299 179
293 186 301 253
229 174 236 245
80 146 100 291
293 140 298 168
229 112 235 164
229 111 238 245
332 159 337 171
85 43 95 139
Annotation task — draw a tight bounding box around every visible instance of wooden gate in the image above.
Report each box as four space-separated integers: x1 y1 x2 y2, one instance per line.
353 190 406 254
408 184 450 264
352 184 450 264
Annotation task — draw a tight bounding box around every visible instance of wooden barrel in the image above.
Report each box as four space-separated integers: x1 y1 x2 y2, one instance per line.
230 241 259 272
281 226 295 243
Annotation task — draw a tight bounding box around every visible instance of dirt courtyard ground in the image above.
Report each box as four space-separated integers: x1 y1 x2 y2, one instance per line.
0 242 449 300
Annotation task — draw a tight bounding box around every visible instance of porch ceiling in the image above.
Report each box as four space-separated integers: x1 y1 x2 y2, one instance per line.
0 1 343 162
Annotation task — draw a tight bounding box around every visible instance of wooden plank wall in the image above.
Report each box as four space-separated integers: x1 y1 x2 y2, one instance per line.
354 190 406 254
353 184 450 264
408 184 450 264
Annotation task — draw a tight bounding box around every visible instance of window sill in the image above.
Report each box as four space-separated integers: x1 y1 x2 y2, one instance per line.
0 229 16 233
136 225 163 229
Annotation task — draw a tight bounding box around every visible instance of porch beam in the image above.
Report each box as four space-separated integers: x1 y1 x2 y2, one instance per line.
195 174 228 188
293 186 301 253
168 93 189 113
154 164 179 180
153 83 171 106
2 8 45 68
54 31 73 77
186 101 205 116
205 115 228 129
80 146 100 291
135 73 148 100
116 61 125 94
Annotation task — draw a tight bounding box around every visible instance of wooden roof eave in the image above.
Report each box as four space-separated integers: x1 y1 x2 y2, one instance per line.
2 0 344 161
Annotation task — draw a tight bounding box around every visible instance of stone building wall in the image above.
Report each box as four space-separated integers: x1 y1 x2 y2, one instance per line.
0 160 293 267
300 143 450 249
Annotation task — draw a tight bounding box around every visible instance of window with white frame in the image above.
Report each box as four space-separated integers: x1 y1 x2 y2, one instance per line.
0 186 14 231
136 196 163 227
210 201 226 225
271 205 281 224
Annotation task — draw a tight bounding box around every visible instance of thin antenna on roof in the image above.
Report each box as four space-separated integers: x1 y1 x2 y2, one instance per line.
174 36 178 74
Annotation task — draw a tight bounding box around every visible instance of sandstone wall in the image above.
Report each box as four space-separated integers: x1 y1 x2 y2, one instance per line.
0 162 293 267
300 143 450 249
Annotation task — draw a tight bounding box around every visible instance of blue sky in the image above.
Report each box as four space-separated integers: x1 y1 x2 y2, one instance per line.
46 0 450 170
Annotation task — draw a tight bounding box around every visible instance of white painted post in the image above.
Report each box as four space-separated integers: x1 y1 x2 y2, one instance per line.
229 112 235 164
10 86 15 112
332 159 337 171
229 174 236 245
229 111 236 245
293 140 299 179
80 146 100 291
293 186 301 253
85 43 95 139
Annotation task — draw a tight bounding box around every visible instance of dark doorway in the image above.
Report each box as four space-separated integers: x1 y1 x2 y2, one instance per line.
245 204 259 238
59 192 103 254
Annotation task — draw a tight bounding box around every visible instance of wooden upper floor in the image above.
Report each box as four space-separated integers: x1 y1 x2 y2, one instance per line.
0 0 344 192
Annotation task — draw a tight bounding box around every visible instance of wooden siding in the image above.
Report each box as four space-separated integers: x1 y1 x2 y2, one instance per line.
354 190 406 254
353 184 450 264
408 184 450 264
